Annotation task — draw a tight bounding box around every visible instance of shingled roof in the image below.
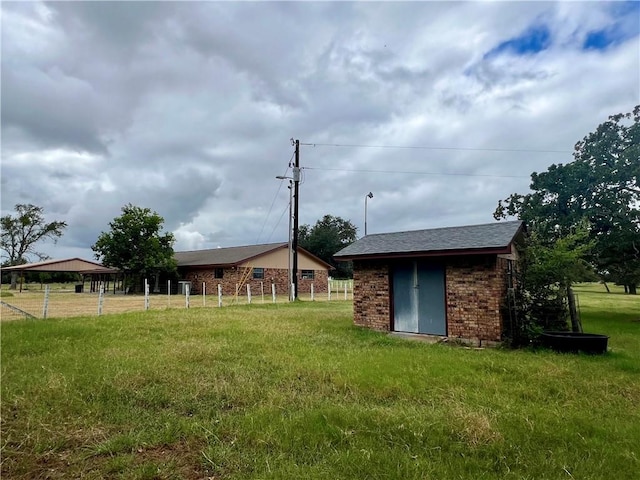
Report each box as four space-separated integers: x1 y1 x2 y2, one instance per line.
175 243 333 269
175 243 287 267
334 221 524 260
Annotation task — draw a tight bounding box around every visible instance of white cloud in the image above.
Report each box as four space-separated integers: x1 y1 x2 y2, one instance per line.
1 1 637 261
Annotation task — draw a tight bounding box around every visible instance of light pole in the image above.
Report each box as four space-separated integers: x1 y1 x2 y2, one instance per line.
364 192 373 236
276 176 294 300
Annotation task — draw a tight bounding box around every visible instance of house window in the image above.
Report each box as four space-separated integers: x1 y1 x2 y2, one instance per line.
253 268 264 279
301 269 314 280
214 268 224 279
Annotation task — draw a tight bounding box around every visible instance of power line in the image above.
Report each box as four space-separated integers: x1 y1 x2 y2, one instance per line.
300 141 571 154
303 166 529 179
266 201 290 243
255 152 294 243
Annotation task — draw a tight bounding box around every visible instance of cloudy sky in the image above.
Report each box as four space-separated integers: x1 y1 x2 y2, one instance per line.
2 1 639 261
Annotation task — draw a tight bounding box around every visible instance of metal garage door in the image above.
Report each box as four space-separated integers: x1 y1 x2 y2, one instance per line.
393 262 446 335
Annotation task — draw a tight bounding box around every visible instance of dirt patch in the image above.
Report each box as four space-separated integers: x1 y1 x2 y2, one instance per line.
130 440 213 479
2 439 214 480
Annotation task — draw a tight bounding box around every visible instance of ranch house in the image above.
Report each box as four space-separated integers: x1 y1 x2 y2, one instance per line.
175 243 332 297
334 221 524 346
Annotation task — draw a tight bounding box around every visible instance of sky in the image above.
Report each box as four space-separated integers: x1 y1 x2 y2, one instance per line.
1 1 639 262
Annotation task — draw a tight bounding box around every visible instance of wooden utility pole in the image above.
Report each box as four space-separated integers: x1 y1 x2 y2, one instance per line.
292 139 300 300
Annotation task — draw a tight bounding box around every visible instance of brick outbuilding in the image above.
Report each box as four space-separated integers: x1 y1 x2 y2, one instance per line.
334 221 524 346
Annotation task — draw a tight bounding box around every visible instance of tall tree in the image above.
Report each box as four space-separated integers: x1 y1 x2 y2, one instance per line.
299 215 357 279
92 204 176 292
1 204 67 289
495 106 640 293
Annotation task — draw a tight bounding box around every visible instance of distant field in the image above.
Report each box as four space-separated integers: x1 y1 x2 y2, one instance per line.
1 284 638 479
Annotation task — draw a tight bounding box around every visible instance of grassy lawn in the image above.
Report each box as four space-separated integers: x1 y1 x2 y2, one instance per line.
1 285 638 479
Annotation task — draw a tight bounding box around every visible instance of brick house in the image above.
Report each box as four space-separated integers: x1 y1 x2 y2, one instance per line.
175 243 332 297
334 221 524 345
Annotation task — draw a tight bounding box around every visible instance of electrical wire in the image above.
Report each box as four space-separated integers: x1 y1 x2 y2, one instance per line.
303 166 529 179
255 152 294 243
265 200 290 243
300 142 571 154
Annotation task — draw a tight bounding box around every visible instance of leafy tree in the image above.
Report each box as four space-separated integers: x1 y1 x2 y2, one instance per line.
299 215 357 279
0 204 67 289
92 204 176 292
495 105 640 293
505 225 594 346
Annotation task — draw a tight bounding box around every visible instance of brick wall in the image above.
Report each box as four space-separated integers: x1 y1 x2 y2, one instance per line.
182 267 328 297
299 269 329 294
351 256 510 343
446 256 509 344
353 260 390 331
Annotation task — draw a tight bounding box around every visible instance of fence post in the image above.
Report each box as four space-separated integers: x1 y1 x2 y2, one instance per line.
203 282 206 306
42 285 50 319
185 283 190 309
311 283 314 301
328 280 331 301
145 278 150 310
247 284 252 304
218 284 222 307
271 282 276 303
98 284 105 316
261 281 264 304
168 279 171 308
344 282 347 300
291 282 295 302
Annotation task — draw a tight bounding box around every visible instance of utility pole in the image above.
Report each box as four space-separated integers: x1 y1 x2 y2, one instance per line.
287 181 293 300
292 139 300 300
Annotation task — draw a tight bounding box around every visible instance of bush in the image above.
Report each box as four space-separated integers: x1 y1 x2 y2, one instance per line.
504 282 568 347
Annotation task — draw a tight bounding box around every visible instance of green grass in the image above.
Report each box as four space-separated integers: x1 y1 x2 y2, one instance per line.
2 286 639 479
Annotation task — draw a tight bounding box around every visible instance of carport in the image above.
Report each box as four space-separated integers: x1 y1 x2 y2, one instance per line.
3 258 120 293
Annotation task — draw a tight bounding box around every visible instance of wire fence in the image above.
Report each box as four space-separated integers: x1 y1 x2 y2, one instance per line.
0 279 354 321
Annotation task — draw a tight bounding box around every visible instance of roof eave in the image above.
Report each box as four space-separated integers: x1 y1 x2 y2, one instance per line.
334 245 513 262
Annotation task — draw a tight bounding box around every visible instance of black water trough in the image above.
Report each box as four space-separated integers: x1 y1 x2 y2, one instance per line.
540 331 609 354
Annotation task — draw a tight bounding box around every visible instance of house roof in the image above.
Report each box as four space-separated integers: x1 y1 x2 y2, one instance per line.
334 221 524 260
2 258 119 274
175 242 333 269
